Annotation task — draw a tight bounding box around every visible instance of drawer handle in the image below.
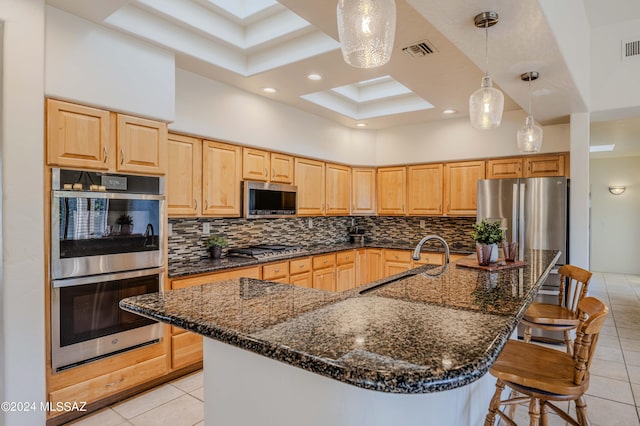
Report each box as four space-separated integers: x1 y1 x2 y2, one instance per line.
275 269 280 273
394 255 399 259
120 149 124 165
299 265 304 268
103 147 108 163
323 260 328 264
106 377 125 387
194 199 198 210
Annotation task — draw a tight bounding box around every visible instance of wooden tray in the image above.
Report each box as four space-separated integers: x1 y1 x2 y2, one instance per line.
456 257 528 271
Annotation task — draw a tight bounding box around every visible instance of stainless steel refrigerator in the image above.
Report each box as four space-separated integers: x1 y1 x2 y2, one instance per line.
476 176 569 342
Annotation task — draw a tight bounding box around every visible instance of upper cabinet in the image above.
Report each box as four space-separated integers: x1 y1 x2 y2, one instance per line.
46 99 167 175
167 133 201 217
325 163 350 215
377 166 406 215
407 164 443 215
486 158 523 179
351 168 376 215
116 114 167 175
242 149 294 184
202 140 242 217
444 160 485 216
295 158 325 216
524 154 565 177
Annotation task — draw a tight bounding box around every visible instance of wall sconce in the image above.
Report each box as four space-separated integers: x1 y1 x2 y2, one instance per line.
608 185 626 195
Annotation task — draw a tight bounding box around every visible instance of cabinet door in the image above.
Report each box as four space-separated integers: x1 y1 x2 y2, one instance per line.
412 251 444 266
524 154 565 177
117 114 167 175
295 158 325 216
167 134 201 216
202 140 242 216
290 272 312 288
312 268 336 291
336 262 356 292
407 164 443 215
486 158 523 179
243 148 270 181
384 250 412 276
325 163 351 215
377 167 406 215
262 261 289 281
366 249 384 282
270 153 294 184
444 161 485 216
46 99 112 170
351 168 376 215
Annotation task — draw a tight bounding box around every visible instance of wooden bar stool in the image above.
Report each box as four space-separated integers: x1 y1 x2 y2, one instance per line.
522 264 592 354
484 296 608 426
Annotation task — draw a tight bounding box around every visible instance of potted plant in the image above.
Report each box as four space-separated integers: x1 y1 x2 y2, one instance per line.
116 214 133 235
471 219 504 264
206 236 228 259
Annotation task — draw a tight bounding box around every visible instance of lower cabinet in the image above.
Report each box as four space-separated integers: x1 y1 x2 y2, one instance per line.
289 257 312 288
366 249 384 282
335 250 356 292
312 254 337 291
384 249 413 276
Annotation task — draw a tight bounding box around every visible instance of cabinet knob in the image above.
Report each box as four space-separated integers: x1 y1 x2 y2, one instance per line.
275 269 280 273
299 265 304 269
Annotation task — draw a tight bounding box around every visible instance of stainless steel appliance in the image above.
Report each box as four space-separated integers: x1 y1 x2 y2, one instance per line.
228 244 309 261
50 169 165 371
243 181 297 218
476 176 569 342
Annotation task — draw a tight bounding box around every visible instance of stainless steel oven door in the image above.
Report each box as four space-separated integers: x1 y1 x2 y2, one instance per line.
51 268 164 372
51 190 164 279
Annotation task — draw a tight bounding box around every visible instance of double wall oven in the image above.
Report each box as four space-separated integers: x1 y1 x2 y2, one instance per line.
50 169 165 372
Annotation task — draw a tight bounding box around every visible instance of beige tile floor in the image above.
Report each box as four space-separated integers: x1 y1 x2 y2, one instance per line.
67 272 640 426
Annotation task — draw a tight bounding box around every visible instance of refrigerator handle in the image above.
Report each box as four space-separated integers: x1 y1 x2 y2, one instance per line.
511 183 519 242
519 183 526 259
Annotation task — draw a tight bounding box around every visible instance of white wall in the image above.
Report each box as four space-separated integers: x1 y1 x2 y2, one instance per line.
590 19 640 117
45 6 175 122
590 156 640 274
0 0 47 425
570 113 591 269
171 68 378 165
375 110 570 165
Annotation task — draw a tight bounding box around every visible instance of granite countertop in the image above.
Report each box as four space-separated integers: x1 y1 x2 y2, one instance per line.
168 240 474 278
122 249 560 394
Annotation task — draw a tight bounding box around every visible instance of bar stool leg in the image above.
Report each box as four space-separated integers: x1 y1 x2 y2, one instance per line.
484 379 505 426
563 330 573 355
540 400 549 426
524 325 532 343
575 396 589 426
528 397 540 426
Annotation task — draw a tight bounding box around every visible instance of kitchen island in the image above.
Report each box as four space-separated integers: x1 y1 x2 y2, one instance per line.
121 249 560 426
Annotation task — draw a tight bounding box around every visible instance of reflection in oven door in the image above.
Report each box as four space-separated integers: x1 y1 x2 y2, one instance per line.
51 268 163 372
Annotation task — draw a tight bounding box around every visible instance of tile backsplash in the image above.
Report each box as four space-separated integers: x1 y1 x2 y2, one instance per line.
168 216 476 267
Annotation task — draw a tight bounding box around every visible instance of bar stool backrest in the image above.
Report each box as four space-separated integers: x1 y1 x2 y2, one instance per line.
572 296 608 385
558 264 592 316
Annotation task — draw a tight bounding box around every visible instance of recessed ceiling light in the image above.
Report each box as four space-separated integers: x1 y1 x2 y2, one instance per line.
262 87 277 94
307 73 322 81
589 144 615 152
356 123 367 127
442 109 457 114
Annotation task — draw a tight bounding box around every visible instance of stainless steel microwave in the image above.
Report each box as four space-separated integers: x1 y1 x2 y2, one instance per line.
243 181 297 218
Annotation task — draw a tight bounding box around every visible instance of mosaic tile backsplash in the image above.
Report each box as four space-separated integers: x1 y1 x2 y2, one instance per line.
168 216 476 267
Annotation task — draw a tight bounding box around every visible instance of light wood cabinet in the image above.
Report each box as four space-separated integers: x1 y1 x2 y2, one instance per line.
524 154 565 177
116 114 167 175
355 248 368 286
171 332 203 370
413 251 445 266
366 249 384 282
295 158 325 216
444 160 485 216
167 133 201 216
290 272 312 288
486 158 523 179
325 163 351 215
351 168 376 215
335 250 356 292
242 148 270 181
47 99 167 175
312 253 336 291
270 153 294 184
202 140 242 216
289 257 312 288
262 261 289 282
46 99 113 170
407 164 443 215
384 249 412 276
377 166 406 215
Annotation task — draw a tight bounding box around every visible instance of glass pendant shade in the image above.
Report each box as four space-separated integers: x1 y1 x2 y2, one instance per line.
337 0 396 68
517 115 543 153
469 75 504 129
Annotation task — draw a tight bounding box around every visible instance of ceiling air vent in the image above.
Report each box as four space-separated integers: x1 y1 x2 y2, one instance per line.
622 38 640 60
402 40 437 58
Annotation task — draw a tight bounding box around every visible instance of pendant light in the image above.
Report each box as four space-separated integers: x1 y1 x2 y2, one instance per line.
469 11 504 130
517 71 543 153
336 0 396 68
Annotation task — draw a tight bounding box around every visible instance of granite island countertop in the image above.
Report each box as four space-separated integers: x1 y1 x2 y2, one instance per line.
122 249 560 394
168 240 474 278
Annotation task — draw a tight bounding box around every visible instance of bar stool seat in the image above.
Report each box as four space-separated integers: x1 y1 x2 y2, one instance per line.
485 296 608 426
522 264 592 354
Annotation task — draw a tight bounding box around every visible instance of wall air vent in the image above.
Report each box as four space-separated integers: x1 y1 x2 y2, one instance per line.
402 40 437 58
622 38 640 60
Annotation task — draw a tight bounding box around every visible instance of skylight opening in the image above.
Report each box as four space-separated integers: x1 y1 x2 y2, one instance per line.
589 144 615 152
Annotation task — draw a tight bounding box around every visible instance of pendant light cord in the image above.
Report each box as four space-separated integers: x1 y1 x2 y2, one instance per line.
484 21 489 76
527 73 532 116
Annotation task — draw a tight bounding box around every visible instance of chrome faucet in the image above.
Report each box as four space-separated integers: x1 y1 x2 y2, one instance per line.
412 235 450 264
